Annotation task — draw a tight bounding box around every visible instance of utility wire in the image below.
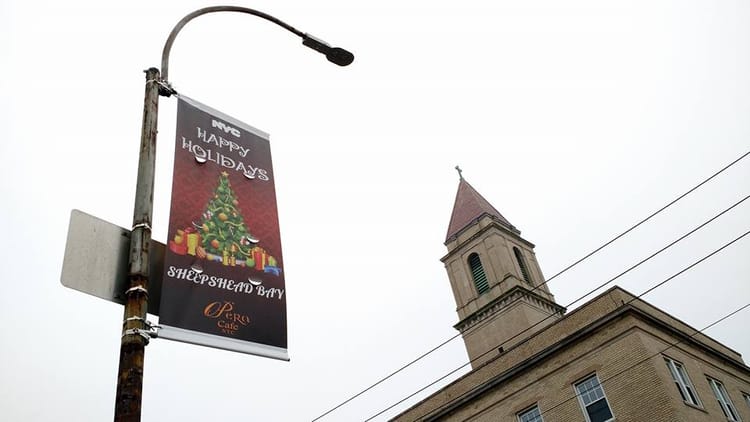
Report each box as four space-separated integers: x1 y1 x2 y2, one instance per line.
535 302 750 421
311 150 749 421
367 226 750 422
541 149 749 287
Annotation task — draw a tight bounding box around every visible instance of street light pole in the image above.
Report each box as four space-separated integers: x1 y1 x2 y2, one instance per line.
114 66 160 422
113 6 353 422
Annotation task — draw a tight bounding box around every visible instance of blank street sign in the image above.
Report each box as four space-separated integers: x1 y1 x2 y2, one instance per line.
60 209 164 315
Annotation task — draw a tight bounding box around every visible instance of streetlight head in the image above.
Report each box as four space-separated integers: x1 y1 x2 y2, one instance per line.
326 47 354 66
302 34 355 66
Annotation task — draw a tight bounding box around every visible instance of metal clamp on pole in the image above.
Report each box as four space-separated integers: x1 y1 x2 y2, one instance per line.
123 316 155 326
123 316 145 325
132 221 152 231
122 326 161 344
146 77 177 97
158 80 177 97
122 317 161 343
124 286 149 297
122 329 151 343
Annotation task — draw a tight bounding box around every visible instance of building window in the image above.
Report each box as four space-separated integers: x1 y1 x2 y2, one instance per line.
517 404 543 422
664 357 701 406
468 253 489 295
575 374 614 422
707 377 740 421
513 247 533 284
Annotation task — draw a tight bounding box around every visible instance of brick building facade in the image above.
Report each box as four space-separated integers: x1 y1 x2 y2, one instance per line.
391 177 750 422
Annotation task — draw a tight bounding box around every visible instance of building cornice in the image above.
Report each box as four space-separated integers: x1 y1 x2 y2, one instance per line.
453 285 566 334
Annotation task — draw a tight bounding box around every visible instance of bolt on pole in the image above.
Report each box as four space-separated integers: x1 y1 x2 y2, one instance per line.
114 67 160 422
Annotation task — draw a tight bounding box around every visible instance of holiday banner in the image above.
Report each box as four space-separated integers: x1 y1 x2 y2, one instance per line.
159 95 288 361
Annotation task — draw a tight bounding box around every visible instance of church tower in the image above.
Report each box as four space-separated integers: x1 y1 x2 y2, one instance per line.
442 172 565 369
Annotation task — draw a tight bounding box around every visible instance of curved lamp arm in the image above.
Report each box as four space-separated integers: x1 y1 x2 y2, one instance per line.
161 6 354 86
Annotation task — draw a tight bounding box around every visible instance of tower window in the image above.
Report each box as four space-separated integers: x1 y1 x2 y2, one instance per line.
468 253 489 295
513 247 533 284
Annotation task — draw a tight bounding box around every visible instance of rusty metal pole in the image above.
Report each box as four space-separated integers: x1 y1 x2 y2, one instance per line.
114 67 160 422
106 9 352 421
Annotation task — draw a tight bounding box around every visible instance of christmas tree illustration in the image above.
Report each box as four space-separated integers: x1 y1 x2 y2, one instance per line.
168 171 281 275
198 171 259 264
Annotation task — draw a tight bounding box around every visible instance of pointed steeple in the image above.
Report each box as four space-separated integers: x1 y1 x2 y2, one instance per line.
441 170 565 368
445 176 518 243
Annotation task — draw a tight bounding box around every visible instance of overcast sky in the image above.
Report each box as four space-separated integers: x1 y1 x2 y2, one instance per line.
2 0 749 421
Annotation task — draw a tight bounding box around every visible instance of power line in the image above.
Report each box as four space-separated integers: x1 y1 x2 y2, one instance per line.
541 149 750 286
367 227 750 422
310 150 749 421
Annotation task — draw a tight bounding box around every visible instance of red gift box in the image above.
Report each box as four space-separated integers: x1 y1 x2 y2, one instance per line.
252 247 267 271
169 240 187 255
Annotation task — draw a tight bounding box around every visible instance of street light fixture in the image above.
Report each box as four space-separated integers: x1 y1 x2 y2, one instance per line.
115 7 353 421
160 6 354 93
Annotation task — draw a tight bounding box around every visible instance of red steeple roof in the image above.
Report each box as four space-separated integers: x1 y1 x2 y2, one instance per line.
445 178 518 242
